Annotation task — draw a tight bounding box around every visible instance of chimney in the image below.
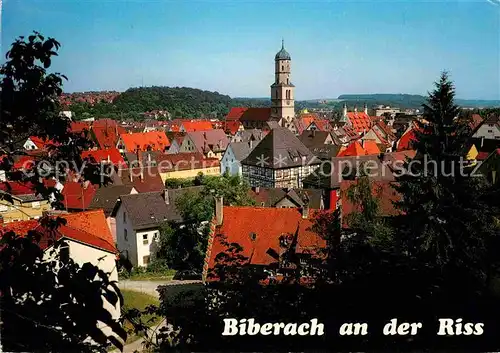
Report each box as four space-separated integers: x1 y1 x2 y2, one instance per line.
364 103 368 115
354 106 358 114
164 189 169 205
215 196 223 226
249 140 253 149
107 154 111 163
302 204 309 219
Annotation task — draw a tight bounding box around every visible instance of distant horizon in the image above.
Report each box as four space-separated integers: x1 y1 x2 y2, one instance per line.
61 88 500 103
6 0 497 100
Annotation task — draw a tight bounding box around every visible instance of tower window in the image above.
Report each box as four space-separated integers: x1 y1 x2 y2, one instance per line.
282 65 284 71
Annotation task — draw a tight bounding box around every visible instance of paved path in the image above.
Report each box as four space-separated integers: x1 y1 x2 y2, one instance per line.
118 279 202 298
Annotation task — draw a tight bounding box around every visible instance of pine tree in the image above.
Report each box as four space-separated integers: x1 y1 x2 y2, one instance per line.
393 72 498 292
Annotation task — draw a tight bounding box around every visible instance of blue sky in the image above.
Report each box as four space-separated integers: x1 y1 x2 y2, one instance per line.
2 0 500 100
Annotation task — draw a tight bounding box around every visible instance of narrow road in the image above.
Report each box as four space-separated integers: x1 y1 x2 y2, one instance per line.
118 279 202 298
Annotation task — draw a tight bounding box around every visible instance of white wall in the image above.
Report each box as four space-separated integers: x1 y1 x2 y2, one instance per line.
23 138 38 150
135 229 160 267
69 240 118 283
115 203 139 267
220 146 242 176
473 123 500 140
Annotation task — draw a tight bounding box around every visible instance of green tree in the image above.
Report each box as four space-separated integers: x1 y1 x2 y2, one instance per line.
0 32 126 352
393 72 499 291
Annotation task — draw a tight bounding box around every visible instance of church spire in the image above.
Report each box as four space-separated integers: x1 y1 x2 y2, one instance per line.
282 38 284 49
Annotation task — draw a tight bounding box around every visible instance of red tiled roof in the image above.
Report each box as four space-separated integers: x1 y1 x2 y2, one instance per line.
61 182 98 210
470 114 483 131
205 207 327 272
62 209 114 246
118 166 165 193
69 121 91 133
0 181 37 195
92 125 127 149
337 141 368 157
28 136 58 149
81 148 126 167
181 120 214 132
477 151 490 161
340 180 402 228
13 155 35 170
119 131 171 152
226 107 249 121
0 210 117 253
397 128 417 151
224 121 242 135
346 112 373 134
362 140 381 155
239 108 272 122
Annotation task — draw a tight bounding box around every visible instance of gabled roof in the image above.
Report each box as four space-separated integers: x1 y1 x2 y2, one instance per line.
346 112 373 134
337 141 368 157
239 108 272 122
88 185 135 216
362 140 381 155
0 181 46 202
1 210 116 253
396 128 418 151
92 125 127 149
112 187 203 230
117 166 165 193
61 181 98 210
181 120 214 132
27 136 58 149
242 128 320 169
248 187 324 209
119 131 171 152
226 107 249 121
81 148 126 167
205 207 327 272
298 130 334 150
227 141 259 162
185 129 229 153
224 120 243 135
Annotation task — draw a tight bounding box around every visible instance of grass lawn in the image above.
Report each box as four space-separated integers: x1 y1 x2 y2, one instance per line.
121 289 163 344
119 269 177 281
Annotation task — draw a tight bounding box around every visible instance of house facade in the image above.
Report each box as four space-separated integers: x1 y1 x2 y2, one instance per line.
241 128 321 188
0 182 52 223
220 140 260 177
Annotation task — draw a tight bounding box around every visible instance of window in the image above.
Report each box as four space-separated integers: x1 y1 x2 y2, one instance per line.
261 202 265 206
281 65 284 70
143 256 150 266
124 229 128 241
123 212 127 223
60 242 70 264
0 205 8 212
154 232 159 241
31 201 41 209
143 234 149 245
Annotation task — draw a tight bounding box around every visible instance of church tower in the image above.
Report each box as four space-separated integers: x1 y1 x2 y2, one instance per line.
271 39 295 131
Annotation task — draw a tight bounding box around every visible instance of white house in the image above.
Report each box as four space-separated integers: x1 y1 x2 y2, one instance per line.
220 140 260 177
112 187 203 267
1 209 122 343
473 115 500 140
